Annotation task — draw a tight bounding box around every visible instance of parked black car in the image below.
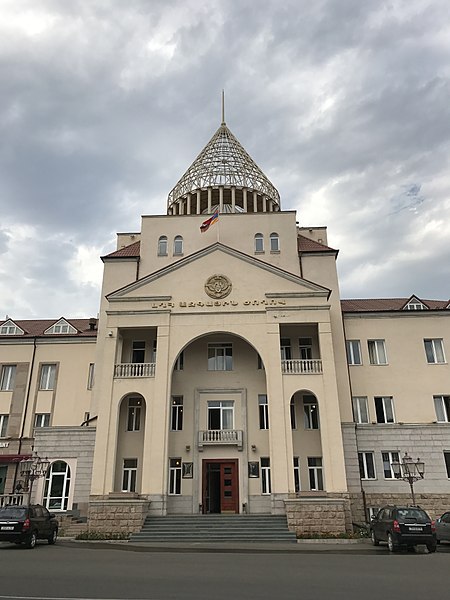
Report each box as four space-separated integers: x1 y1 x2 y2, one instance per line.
0 504 58 549
436 511 450 543
370 505 436 553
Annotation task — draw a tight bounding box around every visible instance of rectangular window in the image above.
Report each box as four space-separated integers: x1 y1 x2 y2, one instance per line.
132 341 146 363
280 338 291 360
434 395 450 422
127 398 142 431
382 451 400 479
207 343 232 371
152 339 157 363
290 401 297 430
0 365 16 391
352 396 369 424
207 401 234 430
374 396 395 423
358 452 376 479
346 340 362 365
258 395 269 430
368 340 387 365
303 396 319 429
169 458 182 495
174 351 184 371
424 339 446 364
444 452 450 478
293 457 301 493
308 457 324 490
122 459 137 492
39 364 56 390
87 363 95 390
261 457 271 494
257 354 264 370
171 396 183 431
0 414 8 437
34 413 50 428
299 337 313 360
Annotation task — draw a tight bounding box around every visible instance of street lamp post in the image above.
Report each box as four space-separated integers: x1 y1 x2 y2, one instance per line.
19 453 50 504
391 452 425 505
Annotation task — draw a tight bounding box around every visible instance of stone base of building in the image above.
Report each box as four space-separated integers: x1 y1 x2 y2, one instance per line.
88 494 151 534
350 492 450 523
285 493 352 536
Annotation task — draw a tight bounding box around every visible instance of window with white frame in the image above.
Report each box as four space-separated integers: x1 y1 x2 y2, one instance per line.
0 365 16 391
424 339 446 364
368 340 387 365
0 320 24 335
293 456 301 492
132 341 145 363
261 457 271 494
173 235 183 255
352 396 369 424
280 338 291 360
308 457 324 490
122 459 137 492
258 395 269 430
43 461 70 510
303 396 319 429
39 364 56 390
34 413 50 428
434 395 450 422
270 232 280 252
358 452 376 479
444 452 450 478
171 396 183 431
87 363 95 390
290 399 297 429
405 299 427 310
158 236 168 256
299 337 313 360
174 351 184 371
127 397 142 431
169 458 181 495
254 233 264 253
382 451 400 479
208 401 234 430
0 414 8 437
44 319 76 334
374 396 395 423
346 340 362 365
207 343 232 371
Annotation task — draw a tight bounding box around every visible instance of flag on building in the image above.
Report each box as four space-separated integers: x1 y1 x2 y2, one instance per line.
200 209 219 233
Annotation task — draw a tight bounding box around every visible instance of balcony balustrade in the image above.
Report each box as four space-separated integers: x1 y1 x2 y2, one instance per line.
198 429 243 451
114 363 156 378
281 359 323 375
0 493 26 508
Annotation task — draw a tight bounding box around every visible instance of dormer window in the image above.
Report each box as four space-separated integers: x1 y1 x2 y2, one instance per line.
404 297 428 310
45 319 77 335
254 233 264 253
158 236 168 256
173 235 183 255
270 232 280 252
0 320 24 335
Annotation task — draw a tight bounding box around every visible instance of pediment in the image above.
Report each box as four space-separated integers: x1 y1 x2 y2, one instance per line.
107 243 330 306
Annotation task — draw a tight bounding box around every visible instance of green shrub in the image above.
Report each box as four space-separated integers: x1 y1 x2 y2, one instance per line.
75 531 130 540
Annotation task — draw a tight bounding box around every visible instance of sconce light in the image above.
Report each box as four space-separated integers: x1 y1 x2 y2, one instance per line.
108 331 113 337
251 444 257 452
185 445 191 452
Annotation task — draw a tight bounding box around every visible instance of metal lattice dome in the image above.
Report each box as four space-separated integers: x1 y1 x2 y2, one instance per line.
167 122 280 215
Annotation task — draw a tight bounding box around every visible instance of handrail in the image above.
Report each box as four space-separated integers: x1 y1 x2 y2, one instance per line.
281 359 323 374
114 363 156 378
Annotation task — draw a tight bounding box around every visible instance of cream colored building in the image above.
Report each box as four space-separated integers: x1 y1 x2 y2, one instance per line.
1 119 449 535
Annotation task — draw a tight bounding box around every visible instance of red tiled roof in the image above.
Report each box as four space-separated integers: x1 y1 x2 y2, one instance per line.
103 241 140 259
341 298 449 312
0 318 98 338
297 235 336 252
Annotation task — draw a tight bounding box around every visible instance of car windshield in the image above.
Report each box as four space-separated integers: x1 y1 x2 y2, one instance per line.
0 506 27 519
396 508 428 522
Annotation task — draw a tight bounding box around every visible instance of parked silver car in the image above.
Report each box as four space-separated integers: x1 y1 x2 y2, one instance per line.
436 511 450 543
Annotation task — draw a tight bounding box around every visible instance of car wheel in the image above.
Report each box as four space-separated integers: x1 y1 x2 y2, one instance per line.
387 533 398 553
48 529 58 545
371 530 379 546
427 544 437 553
25 531 37 549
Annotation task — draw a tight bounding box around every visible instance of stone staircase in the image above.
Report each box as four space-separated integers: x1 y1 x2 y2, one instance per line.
57 514 88 538
130 514 297 543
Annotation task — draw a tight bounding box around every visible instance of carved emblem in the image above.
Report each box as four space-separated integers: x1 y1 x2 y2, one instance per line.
205 275 232 299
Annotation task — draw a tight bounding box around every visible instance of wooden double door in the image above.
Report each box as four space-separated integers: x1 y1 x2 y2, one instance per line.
202 459 239 514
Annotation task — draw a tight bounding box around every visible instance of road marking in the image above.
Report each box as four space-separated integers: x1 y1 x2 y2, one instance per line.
0 597 164 600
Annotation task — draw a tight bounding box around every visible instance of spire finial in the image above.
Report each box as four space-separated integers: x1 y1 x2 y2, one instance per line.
221 89 225 125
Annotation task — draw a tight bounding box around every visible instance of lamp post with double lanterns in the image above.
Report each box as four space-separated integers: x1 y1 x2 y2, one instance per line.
19 453 50 504
391 452 425 506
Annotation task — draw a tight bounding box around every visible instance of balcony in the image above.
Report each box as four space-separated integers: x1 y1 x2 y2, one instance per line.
198 429 243 451
114 363 156 378
281 359 323 375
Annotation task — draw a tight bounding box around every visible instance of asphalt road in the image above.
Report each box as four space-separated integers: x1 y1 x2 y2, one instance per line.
1 541 450 600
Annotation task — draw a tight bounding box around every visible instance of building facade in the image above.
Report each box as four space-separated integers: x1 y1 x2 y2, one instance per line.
1 119 449 535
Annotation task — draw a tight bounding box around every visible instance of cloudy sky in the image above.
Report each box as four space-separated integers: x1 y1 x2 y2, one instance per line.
1 0 449 319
